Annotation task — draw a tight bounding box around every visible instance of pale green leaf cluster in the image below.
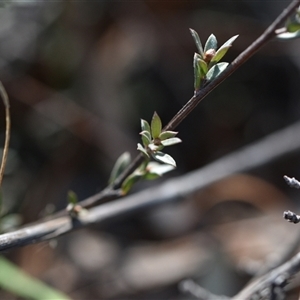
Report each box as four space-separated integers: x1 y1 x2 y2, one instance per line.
108 112 182 194
190 28 238 91
137 112 181 165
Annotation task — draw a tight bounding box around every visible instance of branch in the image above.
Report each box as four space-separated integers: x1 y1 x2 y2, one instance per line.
179 279 229 300
232 252 300 299
282 175 300 223
254 228 300 277
2 118 300 251
109 0 300 192
181 249 300 300
283 175 300 189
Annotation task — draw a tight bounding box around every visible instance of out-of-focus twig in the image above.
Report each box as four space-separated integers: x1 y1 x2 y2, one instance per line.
232 252 300 299
179 279 229 300
0 81 10 187
282 177 300 222
254 227 300 278
284 175 300 189
181 245 300 300
283 210 300 224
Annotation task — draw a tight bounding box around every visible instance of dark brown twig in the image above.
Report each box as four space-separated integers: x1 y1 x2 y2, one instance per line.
182 249 300 300
179 279 229 300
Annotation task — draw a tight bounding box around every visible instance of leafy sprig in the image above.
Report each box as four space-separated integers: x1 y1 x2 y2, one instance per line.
109 112 181 195
190 29 238 91
137 112 181 166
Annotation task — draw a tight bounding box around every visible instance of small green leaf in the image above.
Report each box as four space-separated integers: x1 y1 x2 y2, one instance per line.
161 137 182 147
193 54 208 90
199 58 208 74
277 31 300 40
140 130 152 147
137 143 149 157
193 53 202 90
141 119 151 133
146 162 175 178
288 23 300 32
143 161 175 180
189 28 204 56
143 172 160 180
219 35 239 49
151 151 176 167
159 131 178 140
108 152 131 184
195 53 208 74
67 190 78 205
211 35 239 63
0 214 22 233
151 112 162 139
148 142 164 152
206 62 229 82
204 34 218 52
0 256 71 300
138 160 149 172
286 19 300 32
121 172 143 195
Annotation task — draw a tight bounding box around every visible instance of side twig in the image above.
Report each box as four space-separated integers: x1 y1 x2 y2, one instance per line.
179 279 229 300
232 252 300 299
0 81 10 187
283 210 300 224
182 250 300 299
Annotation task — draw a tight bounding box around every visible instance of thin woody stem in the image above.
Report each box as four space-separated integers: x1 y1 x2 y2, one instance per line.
0 81 10 187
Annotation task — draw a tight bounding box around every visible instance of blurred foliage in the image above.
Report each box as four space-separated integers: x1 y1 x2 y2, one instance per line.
0 256 70 299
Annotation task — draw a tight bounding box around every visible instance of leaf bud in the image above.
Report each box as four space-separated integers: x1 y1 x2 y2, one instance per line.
204 49 216 63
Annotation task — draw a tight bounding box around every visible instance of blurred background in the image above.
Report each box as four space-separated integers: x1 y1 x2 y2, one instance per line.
0 0 300 299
